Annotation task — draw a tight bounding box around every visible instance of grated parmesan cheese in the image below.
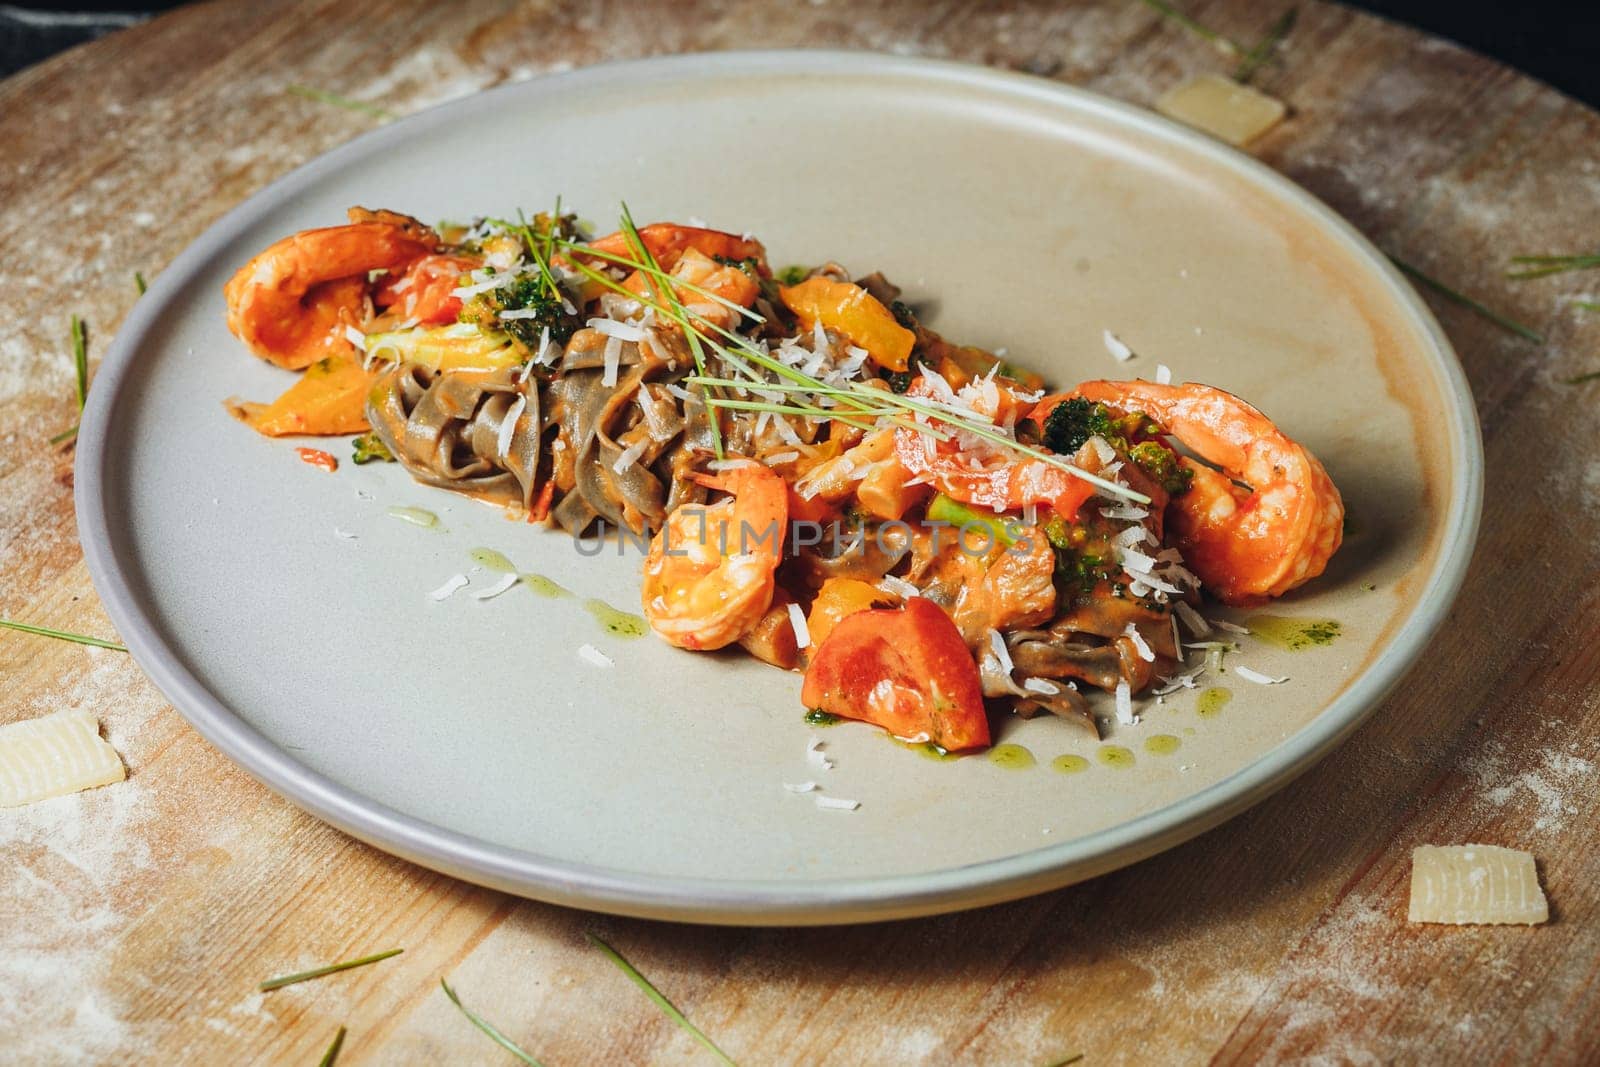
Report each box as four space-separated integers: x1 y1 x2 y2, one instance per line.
612 438 649 474
1124 623 1155 662
1234 665 1287 685
577 644 614 669
472 573 521 601
1103 329 1134 361
497 396 526 460
1155 363 1172 385
783 781 818 794
788 603 812 649
815 795 860 812
429 574 469 601
1114 679 1137 725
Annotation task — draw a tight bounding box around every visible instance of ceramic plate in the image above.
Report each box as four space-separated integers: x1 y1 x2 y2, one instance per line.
77 51 1480 924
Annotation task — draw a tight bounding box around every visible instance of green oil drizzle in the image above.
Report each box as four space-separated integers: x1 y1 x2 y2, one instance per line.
1051 754 1091 774
1197 686 1233 718
987 744 1036 770
387 506 440 529
1245 614 1343 651
1097 745 1135 768
470 547 518 573
521 573 569 598
805 709 842 727
585 599 647 638
1144 734 1181 756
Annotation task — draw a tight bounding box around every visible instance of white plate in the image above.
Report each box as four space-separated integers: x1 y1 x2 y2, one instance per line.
77 51 1480 924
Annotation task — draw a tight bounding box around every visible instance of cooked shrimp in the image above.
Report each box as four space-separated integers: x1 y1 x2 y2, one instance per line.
623 247 760 334
641 461 788 650
1073 380 1343 604
587 223 768 275
223 210 438 369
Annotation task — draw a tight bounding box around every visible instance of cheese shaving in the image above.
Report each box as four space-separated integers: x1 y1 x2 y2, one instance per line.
1234 664 1288 685
1124 623 1155 662
428 574 469 601
783 781 818 794
577 644 614 669
788 602 812 649
1114 679 1137 725
815 795 860 811
471 573 521 600
1103 329 1134 361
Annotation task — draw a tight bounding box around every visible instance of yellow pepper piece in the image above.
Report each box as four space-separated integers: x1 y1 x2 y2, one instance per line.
225 351 377 437
778 277 915 372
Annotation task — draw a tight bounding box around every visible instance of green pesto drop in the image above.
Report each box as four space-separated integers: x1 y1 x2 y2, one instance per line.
1144 734 1181 755
386 506 440 529
1245 614 1343 651
1097 745 1135 768
1197 686 1233 718
805 709 843 727
987 744 1036 770
520 573 569 598
470 547 518 573
584 599 646 638
1051 754 1091 774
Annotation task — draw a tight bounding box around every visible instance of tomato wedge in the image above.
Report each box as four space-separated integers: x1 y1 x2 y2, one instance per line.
800 596 990 751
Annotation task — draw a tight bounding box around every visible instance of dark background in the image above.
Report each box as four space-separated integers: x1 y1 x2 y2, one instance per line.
2 1 1597 107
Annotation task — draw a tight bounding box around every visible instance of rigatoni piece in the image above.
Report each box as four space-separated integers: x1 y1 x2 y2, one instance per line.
1155 73 1287 147
0 709 126 806
1408 845 1549 925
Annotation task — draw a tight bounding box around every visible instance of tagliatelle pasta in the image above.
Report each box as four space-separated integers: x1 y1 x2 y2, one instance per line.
222 206 1344 753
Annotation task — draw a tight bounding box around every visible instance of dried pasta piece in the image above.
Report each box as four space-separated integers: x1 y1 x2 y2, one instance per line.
1155 74 1287 147
0 709 126 807
1408 845 1548 925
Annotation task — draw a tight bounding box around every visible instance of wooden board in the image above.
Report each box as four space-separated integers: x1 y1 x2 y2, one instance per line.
2 1 1597 1061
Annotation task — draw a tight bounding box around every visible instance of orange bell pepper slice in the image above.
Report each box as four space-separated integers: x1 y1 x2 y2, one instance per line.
226 352 377 437
778 277 915 372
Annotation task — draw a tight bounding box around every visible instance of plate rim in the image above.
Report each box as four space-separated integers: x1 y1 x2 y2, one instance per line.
76 48 1483 925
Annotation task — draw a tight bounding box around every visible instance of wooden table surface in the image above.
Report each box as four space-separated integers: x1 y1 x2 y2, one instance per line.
4 1 1598 1062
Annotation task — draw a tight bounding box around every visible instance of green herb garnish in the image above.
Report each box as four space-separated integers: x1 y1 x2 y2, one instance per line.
259 948 403 992
49 424 79 446
586 933 738 1067
1042 1054 1085 1067
1232 7 1297 83
439 978 548 1066
287 84 396 121
776 265 809 286
1506 252 1600 281
804 709 842 726
71 314 89 411
1565 369 1600 384
1388 256 1543 343
317 1026 347 1067
1570 300 1600 313
0 618 126 652
1137 0 1244 57
134 271 148 295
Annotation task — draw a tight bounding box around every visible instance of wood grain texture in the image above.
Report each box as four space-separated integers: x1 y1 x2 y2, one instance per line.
3 1 1598 1062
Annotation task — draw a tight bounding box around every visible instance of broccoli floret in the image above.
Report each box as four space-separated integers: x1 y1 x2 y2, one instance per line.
1129 441 1192 495
459 273 578 350
351 432 394 465
1041 397 1120 455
